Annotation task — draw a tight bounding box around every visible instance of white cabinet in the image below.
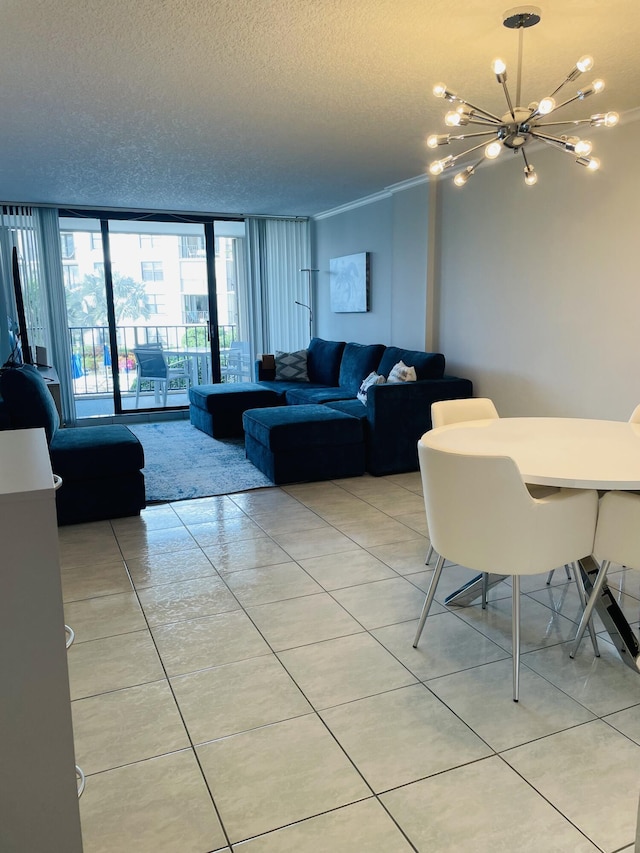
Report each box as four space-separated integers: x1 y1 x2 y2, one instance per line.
0 429 83 852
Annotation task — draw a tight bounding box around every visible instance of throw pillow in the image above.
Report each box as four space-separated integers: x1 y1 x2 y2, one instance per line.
387 360 417 384
275 349 309 382
356 371 386 404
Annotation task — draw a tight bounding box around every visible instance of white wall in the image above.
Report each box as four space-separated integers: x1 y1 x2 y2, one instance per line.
436 118 640 419
313 183 429 349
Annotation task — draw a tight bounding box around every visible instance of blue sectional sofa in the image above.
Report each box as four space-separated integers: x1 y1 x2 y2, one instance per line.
0 364 146 525
253 337 473 476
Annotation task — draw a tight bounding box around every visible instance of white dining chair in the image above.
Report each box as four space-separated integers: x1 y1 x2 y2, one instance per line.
425 398 500 571
413 441 598 701
570 490 640 659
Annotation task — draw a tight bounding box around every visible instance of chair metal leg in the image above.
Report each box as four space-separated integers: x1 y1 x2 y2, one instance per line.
413 554 445 648
570 561 611 659
570 562 600 657
425 544 434 566
481 572 489 610
512 575 521 702
546 564 572 586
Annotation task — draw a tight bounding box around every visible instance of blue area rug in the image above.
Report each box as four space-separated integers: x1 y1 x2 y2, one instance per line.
129 420 273 502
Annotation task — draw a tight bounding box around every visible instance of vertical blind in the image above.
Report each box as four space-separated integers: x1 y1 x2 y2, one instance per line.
0 205 50 364
245 217 311 354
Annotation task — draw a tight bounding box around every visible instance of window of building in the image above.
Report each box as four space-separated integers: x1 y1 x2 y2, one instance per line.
183 294 209 323
63 264 79 287
139 235 160 250
145 293 164 314
90 233 102 251
141 261 164 282
179 235 206 258
60 232 75 260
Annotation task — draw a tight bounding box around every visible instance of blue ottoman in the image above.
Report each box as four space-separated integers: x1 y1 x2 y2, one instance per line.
189 382 281 438
243 404 365 484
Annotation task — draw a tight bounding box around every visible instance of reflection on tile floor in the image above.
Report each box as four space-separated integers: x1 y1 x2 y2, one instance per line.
60 473 640 853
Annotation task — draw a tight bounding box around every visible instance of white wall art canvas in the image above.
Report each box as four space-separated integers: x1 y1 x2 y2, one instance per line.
329 252 370 313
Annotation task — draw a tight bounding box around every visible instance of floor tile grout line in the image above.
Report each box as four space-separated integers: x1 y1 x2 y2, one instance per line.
494 752 609 852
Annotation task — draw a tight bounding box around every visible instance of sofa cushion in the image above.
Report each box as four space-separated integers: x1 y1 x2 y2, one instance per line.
285 386 355 405
377 347 445 381
306 338 346 386
0 364 60 442
50 425 144 480
338 342 386 395
275 349 309 382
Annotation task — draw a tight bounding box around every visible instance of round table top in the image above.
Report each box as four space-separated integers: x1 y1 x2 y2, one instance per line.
420 417 640 489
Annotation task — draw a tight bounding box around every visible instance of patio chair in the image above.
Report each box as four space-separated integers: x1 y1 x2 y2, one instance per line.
132 343 190 407
221 341 251 382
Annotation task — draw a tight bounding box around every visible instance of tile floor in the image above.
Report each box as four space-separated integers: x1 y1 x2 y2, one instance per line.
59 473 640 853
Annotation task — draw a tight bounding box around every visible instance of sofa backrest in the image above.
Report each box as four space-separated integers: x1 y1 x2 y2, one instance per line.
0 364 60 443
307 337 346 386
377 347 445 381
338 342 386 395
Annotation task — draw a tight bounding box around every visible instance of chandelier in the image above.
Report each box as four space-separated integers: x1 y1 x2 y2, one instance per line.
427 6 619 187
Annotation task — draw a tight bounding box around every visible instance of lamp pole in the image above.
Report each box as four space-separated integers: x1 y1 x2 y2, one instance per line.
297 268 318 343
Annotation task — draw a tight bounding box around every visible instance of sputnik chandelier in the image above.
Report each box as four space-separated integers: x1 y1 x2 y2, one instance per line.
427 5 619 187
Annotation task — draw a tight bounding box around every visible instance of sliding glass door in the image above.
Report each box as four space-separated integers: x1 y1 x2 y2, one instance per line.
59 214 248 419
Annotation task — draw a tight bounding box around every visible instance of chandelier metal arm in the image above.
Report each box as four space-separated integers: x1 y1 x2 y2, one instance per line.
455 99 503 124
448 131 501 143
464 116 504 127
529 130 579 153
535 119 592 128
499 80 516 120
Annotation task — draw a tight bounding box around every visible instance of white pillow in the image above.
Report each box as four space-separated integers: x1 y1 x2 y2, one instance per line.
387 360 417 384
357 371 386 404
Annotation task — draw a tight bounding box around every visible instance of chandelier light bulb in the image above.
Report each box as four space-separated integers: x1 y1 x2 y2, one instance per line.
576 156 601 171
492 58 507 75
524 165 538 186
445 111 462 127
454 166 474 187
427 133 451 148
574 139 593 156
603 111 619 127
576 55 594 73
433 83 448 98
429 160 445 175
580 79 605 99
538 97 556 115
484 141 502 160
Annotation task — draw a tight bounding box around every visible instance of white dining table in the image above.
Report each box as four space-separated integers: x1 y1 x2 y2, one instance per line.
421 416 640 671
163 346 212 385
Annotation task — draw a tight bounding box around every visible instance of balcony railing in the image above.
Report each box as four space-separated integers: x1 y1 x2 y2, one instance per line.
69 323 240 397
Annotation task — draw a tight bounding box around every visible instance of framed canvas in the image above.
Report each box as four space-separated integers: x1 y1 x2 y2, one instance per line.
329 252 370 313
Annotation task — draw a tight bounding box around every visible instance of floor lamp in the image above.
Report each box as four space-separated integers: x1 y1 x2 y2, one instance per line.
297 268 318 343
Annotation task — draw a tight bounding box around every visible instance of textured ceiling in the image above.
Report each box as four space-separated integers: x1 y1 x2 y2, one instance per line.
0 0 638 216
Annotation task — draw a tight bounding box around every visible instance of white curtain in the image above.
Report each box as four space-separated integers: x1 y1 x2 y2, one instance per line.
35 208 76 424
244 217 311 354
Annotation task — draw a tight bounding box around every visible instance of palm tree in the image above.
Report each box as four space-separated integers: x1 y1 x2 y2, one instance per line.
65 271 150 327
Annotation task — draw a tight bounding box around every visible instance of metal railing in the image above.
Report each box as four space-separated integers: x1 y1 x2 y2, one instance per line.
69 323 239 397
